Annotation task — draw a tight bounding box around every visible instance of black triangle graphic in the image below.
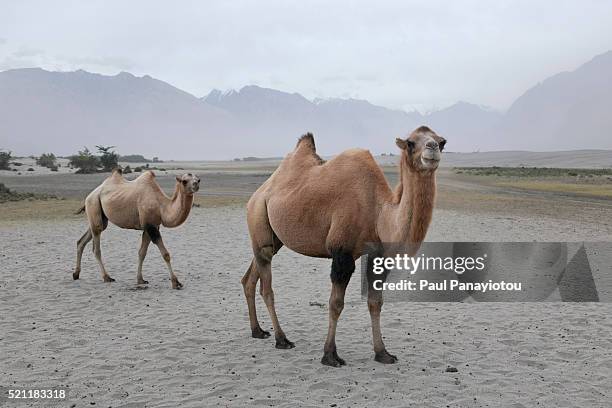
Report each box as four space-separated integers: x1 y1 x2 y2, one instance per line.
558 244 599 302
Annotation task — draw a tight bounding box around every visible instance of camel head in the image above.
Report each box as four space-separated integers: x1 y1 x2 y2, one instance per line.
396 126 446 172
175 173 201 195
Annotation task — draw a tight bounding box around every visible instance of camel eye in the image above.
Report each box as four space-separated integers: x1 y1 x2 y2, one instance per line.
182 180 188 185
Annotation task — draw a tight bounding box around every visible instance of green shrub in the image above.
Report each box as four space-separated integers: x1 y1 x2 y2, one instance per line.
0 150 11 170
69 147 100 174
36 153 57 168
96 145 119 172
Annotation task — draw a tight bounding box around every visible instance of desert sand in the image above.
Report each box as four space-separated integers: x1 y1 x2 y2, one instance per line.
1 157 612 407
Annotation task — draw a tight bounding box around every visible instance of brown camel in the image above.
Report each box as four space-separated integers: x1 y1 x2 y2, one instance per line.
242 126 446 366
74 169 200 289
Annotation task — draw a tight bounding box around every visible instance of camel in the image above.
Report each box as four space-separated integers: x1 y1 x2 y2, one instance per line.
73 169 200 289
242 126 446 366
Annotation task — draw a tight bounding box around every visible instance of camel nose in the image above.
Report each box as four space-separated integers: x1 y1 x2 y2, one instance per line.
426 141 439 150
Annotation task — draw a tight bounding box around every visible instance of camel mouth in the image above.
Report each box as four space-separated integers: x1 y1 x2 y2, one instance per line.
420 156 440 169
421 148 441 168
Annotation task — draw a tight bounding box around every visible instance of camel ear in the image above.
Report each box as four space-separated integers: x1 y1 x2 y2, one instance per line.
396 138 408 150
175 176 181 182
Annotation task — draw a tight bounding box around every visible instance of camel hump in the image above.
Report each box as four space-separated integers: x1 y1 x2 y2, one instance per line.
295 132 325 164
296 132 316 151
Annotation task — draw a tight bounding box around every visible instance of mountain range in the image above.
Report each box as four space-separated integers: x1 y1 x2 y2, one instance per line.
1 51 611 159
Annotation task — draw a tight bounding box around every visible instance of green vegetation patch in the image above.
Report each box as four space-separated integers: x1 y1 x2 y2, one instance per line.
454 167 612 177
0 183 60 203
495 181 612 197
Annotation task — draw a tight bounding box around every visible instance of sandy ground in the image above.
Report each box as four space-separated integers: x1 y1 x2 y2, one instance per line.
1 204 612 407
1 157 612 407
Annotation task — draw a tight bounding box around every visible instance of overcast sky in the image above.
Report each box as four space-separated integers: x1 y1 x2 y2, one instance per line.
2 0 612 112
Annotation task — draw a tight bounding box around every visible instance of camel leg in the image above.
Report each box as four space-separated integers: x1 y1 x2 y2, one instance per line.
74 229 92 280
368 289 397 364
136 231 151 284
246 197 287 344
321 250 354 367
257 251 294 349
92 231 114 282
241 260 270 338
146 226 181 289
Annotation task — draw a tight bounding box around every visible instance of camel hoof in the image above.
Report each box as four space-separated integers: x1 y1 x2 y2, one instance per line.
374 350 398 364
321 351 346 367
103 276 115 283
172 280 183 289
138 280 149 285
275 335 295 349
73 272 80 280
252 326 271 339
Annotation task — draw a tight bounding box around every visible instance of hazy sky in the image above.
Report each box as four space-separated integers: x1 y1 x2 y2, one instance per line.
2 0 612 112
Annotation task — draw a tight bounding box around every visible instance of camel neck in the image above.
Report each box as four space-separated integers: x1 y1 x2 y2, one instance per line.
388 157 436 245
161 184 194 228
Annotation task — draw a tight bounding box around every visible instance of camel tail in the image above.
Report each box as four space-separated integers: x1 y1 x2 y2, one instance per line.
296 132 325 164
74 205 86 215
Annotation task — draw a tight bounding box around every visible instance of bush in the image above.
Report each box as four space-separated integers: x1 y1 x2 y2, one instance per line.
27 167 35 171
96 145 119 172
134 166 142 172
0 150 11 170
36 153 57 168
50 165 59 172
123 165 132 174
69 147 100 174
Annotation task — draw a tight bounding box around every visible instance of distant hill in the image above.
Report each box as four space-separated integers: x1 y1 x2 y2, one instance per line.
426 102 503 151
202 87 500 155
0 68 239 159
496 50 612 151
1 51 612 159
